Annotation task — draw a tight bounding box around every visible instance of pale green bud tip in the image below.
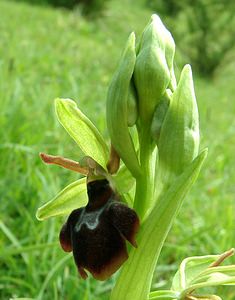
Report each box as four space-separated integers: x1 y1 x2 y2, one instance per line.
181 64 192 81
129 32 135 44
55 97 74 107
121 32 135 60
134 15 173 123
151 14 166 32
149 15 176 92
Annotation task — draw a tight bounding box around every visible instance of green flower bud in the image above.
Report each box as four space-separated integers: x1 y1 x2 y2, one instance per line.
158 64 200 176
106 33 141 178
133 14 175 124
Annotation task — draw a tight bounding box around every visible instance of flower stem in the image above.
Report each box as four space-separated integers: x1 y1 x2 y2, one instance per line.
134 125 155 219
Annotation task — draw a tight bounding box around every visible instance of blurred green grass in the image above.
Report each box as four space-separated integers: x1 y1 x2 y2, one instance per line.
0 0 234 299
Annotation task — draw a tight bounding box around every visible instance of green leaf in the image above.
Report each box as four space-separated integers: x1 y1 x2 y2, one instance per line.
111 149 207 300
149 290 179 299
172 254 223 291
36 178 87 220
55 98 109 169
106 32 141 178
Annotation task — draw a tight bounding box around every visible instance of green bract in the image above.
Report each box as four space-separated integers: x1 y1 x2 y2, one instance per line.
106 33 141 178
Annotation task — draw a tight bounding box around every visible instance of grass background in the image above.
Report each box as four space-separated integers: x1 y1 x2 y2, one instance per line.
0 0 234 299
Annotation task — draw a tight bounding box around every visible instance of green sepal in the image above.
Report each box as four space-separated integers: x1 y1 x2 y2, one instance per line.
111 149 207 300
55 98 109 169
106 32 141 178
36 178 87 220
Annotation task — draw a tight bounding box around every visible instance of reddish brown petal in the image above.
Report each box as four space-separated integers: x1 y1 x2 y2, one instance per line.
108 202 140 247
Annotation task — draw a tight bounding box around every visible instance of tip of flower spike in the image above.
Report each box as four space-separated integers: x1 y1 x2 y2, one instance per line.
151 14 161 23
150 14 165 31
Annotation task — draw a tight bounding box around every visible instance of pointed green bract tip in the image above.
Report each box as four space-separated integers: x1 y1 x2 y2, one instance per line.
198 148 208 163
181 64 192 79
129 31 135 43
36 209 43 221
55 97 75 109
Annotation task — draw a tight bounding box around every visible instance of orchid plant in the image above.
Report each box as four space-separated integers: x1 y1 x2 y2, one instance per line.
36 15 235 300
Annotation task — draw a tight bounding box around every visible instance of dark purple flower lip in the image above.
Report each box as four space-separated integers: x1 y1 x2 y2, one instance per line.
59 178 140 281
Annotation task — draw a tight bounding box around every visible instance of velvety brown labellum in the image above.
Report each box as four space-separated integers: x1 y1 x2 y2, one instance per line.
59 179 139 280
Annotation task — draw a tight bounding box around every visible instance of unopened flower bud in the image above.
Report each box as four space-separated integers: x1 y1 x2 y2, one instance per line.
133 15 175 124
158 64 200 176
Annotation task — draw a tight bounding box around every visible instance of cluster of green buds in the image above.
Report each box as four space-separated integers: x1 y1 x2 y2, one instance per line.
107 15 200 220
36 15 235 300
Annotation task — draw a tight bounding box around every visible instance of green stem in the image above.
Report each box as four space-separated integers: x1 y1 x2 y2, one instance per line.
134 125 155 219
